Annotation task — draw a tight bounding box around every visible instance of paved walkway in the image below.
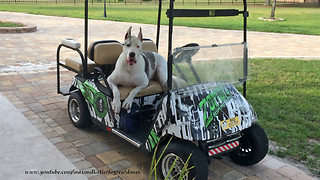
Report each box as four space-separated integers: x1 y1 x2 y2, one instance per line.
0 11 319 180
1 11 320 70
0 94 87 180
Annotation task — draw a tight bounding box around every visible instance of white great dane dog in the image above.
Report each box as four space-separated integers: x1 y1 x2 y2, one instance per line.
107 26 167 114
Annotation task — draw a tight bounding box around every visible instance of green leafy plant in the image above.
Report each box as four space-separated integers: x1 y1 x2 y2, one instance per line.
149 137 195 180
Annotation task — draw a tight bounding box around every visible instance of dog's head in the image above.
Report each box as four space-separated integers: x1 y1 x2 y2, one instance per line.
123 26 143 66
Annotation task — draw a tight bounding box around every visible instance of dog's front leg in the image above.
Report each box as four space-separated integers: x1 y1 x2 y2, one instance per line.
107 78 121 114
122 85 146 110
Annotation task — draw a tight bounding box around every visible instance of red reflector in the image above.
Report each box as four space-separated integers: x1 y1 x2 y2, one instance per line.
208 140 239 156
106 126 112 132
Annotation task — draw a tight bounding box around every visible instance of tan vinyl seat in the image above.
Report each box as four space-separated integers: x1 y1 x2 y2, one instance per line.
65 57 99 73
89 39 164 99
65 39 158 73
65 40 123 73
118 80 163 100
142 39 158 53
88 40 123 65
65 38 186 97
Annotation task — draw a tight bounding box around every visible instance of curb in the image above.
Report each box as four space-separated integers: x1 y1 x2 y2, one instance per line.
0 22 37 33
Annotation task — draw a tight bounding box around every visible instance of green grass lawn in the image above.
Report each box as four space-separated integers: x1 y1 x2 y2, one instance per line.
0 3 320 35
0 21 24 27
248 58 320 177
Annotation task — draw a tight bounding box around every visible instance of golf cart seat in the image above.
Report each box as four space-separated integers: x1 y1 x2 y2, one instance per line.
83 38 163 100
118 38 163 99
64 38 184 96
142 38 158 52
65 40 123 73
65 39 158 73
118 81 163 100
119 75 189 99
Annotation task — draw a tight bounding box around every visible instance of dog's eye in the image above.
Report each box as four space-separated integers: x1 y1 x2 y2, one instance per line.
126 44 131 47
137 45 140 48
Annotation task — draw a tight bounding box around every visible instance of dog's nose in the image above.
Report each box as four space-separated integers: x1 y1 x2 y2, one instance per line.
129 52 135 58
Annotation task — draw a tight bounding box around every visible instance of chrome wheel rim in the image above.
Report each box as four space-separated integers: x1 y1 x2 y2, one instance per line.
161 153 187 180
69 99 80 123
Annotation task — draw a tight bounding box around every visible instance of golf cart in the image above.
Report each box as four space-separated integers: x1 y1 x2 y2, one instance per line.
56 0 268 179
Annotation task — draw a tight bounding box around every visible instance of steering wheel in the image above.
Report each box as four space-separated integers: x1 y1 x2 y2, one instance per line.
173 43 200 63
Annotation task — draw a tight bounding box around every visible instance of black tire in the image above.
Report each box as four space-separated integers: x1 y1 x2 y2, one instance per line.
229 123 268 166
68 91 92 128
156 140 208 180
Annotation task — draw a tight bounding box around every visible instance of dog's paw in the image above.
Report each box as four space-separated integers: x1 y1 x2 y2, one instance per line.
112 100 121 114
122 98 133 110
162 82 169 93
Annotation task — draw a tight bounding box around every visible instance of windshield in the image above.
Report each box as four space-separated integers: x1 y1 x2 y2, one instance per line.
172 43 250 90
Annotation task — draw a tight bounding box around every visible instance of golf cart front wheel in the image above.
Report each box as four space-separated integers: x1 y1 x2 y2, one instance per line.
68 91 92 128
157 140 208 180
229 123 268 166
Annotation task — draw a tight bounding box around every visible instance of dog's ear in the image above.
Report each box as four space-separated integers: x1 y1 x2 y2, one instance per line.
138 27 143 42
125 26 132 40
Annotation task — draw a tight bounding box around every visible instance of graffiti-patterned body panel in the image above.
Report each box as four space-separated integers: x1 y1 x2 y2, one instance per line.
72 77 256 152
72 78 118 128
145 82 256 151
72 77 165 134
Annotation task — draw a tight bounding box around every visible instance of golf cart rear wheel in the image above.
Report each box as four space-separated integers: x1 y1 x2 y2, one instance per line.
68 91 92 128
229 123 268 166
157 140 208 180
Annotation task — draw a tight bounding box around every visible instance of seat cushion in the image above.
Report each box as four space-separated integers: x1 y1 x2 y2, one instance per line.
89 42 123 65
142 40 158 53
65 57 100 73
118 80 163 100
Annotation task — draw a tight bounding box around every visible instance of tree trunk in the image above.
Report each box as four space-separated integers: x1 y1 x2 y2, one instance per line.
270 0 276 19
318 0 320 7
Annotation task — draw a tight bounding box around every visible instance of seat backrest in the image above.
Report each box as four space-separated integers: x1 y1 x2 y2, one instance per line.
88 40 123 65
142 38 158 53
88 39 157 65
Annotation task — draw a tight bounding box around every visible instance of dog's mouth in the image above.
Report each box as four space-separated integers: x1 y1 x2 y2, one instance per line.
127 57 136 65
